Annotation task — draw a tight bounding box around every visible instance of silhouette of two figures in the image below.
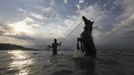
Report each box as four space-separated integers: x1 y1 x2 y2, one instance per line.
48 16 96 57
77 16 96 58
48 39 62 56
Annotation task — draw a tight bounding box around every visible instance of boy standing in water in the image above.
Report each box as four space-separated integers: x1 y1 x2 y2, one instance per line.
49 39 62 56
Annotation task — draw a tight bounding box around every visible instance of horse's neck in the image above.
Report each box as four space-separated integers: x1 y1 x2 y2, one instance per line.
81 31 91 38
84 29 92 34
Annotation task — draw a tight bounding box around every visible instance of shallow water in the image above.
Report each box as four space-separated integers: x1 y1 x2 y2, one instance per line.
0 50 134 75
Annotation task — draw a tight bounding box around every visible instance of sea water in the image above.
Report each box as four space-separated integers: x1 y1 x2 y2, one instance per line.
0 49 134 75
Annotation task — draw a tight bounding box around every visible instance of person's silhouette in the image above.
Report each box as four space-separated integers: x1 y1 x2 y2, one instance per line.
49 39 61 56
77 16 96 58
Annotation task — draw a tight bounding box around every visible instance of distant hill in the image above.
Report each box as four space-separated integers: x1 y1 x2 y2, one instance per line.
0 43 37 50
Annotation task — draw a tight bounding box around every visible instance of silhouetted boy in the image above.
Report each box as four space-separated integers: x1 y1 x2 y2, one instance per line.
50 39 61 56
77 16 96 58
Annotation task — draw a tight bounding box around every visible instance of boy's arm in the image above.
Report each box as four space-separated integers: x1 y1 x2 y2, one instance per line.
49 43 54 48
58 42 62 46
48 45 52 48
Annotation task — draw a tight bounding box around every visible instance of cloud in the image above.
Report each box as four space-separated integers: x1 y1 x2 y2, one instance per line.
64 0 68 4
19 8 26 13
76 4 81 10
0 17 40 38
0 23 15 35
0 23 35 48
42 7 59 22
31 13 44 19
94 0 134 49
50 0 55 6
7 33 34 41
79 0 84 4
78 4 105 21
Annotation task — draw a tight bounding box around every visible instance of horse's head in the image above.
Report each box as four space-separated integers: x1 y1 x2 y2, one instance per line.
82 16 95 33
82 16 94 22
84 21 94 33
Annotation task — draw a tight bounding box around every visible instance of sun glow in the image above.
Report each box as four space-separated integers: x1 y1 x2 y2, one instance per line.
14 23 30 34
9 17 35 35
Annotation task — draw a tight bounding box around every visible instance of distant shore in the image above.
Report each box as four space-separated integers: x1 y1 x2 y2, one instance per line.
0 43 38 51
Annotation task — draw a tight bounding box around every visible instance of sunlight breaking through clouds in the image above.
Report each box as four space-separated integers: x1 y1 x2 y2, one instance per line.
8 17 36 36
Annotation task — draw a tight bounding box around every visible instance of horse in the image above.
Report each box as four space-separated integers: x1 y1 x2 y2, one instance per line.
77 16 96 58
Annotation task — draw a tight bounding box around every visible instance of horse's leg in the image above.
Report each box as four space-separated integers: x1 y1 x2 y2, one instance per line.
81 43 84 53
83 42 90 56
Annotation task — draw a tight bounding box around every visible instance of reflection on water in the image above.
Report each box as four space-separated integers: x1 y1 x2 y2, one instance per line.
1 50 134 75
8 50 28 59
7 50 34 75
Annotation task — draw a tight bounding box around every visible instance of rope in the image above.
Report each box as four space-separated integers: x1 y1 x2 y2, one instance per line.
61 20 83 43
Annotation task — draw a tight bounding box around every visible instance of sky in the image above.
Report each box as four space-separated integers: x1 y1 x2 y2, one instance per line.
0 0 134 50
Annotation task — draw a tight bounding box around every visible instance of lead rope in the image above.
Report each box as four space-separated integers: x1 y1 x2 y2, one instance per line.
61 20 83 43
